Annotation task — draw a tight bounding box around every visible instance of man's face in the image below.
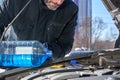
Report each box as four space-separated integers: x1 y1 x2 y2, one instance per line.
44 0 64 10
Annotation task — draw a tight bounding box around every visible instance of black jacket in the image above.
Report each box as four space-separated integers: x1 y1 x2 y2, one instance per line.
0 0 78 59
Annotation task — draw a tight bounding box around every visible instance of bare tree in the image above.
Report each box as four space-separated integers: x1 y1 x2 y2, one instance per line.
92 17 107 49
73 17 91 50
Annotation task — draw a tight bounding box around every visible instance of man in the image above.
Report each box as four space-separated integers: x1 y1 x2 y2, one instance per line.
0 0 78 59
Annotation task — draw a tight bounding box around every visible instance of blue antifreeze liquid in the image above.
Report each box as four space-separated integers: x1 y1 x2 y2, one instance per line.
0 54 49 67
0 41 52 67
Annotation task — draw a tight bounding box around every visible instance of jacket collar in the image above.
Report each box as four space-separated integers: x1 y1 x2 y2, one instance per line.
39 0 50 10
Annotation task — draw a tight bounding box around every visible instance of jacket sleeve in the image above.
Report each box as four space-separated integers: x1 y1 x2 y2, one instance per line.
0 0 14 37
48 6 78 59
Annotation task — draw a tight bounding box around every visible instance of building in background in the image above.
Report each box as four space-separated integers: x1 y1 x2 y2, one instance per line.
73 0 92 50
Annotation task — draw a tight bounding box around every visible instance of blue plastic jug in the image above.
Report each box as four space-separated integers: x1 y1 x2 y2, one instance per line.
0 41 52 67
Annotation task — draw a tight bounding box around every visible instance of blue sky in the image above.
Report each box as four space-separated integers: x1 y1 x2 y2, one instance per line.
92 0 119 41
0 0 2 5
92 0 114 23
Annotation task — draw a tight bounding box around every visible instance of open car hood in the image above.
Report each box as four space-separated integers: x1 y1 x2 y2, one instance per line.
102 0 120 30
